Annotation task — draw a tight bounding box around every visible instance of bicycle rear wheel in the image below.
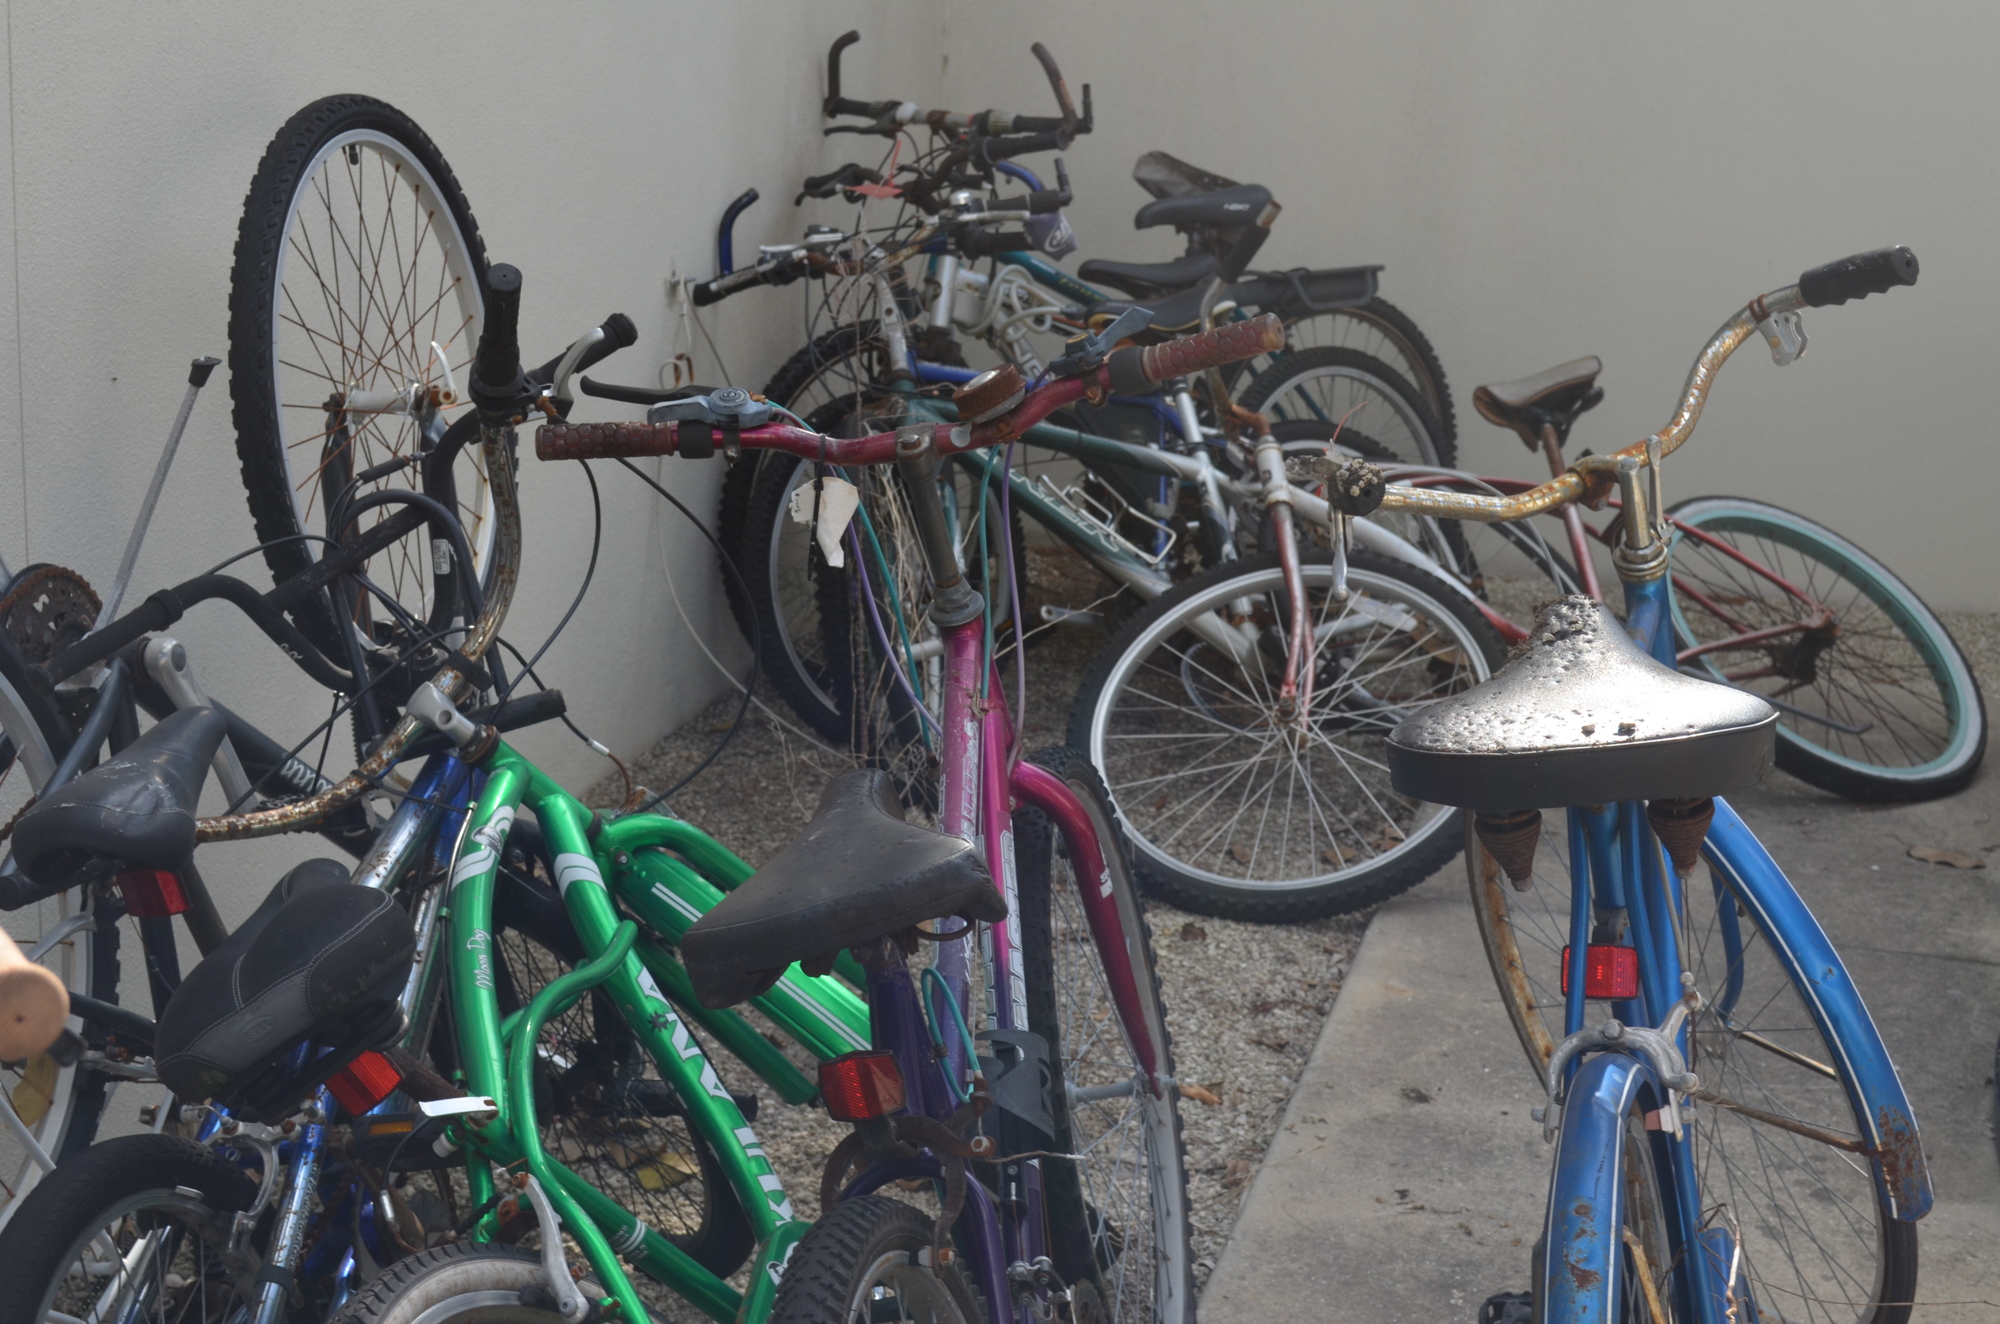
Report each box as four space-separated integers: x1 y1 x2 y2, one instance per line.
1274 297 1456 452
1666 496 1984 801
229 94 490 656
1234 345 1451 468
1016 747 1193 1324
1069 550 1506 921
1469 814 1918 1324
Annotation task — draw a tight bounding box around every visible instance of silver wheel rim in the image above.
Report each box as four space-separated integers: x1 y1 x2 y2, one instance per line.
1244 362 1441 466
268 126 489 621
1086 563 1492 893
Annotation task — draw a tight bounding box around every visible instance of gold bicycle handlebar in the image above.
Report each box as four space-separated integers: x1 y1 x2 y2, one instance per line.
1370 286 1802 524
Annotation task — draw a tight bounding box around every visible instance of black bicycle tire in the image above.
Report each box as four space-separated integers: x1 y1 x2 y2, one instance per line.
227 94 490 657
1068 549 1507 921
769 1195 981 1324
1016 746 1195 1321
1667 495 1985 802
486 854 755 1278
1282 297 1456 452
1235 345 1452 469
327 1244 557 1324
0 1133 260 1324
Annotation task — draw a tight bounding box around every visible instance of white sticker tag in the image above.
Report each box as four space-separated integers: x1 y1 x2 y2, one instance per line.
787 477 860 568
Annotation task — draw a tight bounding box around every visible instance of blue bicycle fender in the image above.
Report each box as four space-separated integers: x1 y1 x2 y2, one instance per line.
1704 797 1933 1220
1540 1052 1653 1324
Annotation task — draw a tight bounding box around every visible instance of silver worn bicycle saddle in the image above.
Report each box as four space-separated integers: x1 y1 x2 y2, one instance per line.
1387 596 1777 811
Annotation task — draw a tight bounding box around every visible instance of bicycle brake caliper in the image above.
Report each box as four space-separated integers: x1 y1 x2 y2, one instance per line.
1757 309 1807 366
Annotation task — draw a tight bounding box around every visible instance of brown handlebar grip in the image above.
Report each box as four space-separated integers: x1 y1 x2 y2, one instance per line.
1137 313 1286 385
0 929 68 1060
535 421 678 461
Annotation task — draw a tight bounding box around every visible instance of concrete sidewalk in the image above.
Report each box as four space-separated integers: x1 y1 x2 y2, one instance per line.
1202 764 2000 1322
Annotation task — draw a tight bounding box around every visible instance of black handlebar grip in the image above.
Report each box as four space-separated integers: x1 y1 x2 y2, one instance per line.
1797 247 1918 307
825 30 861 115
473 264 523 392
1030 41 1079 127
574 313 638 375
958 229 1035 259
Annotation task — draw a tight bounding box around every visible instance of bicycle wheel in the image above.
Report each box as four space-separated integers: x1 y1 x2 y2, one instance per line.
1275 297 1456 452
488 859 755 1282
229 94 489 656
770 1195 980 1324
1234 345 1452 468
1667 496 1984 801
0 1133 260 1324
1069 549 1507 921
1469 815 1919 1324
0 568 124 1227
1016 747 1193 1324
328 1244 564 1324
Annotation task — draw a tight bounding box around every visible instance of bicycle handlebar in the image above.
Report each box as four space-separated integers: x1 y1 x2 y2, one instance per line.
821 29 1089 146
470 263 524 419
1339 251 1920 524
534 314 1287 466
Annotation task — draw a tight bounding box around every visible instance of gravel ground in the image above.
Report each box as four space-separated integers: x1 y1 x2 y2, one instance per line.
581 540 1999 1298
582 544 1368 1289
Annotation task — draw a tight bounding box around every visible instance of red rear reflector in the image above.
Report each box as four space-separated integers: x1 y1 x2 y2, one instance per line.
115 869 189 918
328 1051 403 1116
1561 944 1640 1000
818 1050 906 1122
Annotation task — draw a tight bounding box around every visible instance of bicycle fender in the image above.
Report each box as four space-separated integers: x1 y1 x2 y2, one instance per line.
1704 798 1932 1220
1541 1051 1650 1324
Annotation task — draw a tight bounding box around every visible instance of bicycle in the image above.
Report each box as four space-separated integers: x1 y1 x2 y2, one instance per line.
1315 246 1934 1322
1 270 1250 1324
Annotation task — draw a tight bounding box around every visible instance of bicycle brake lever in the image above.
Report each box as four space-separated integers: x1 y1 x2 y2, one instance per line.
1047 305 1154 378
1757 309 1808 366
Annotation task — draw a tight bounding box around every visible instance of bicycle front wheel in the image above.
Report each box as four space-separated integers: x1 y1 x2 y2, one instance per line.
229 94 490 656
1469 815 1918 1324
1667 496 1984 801
1017 747 1194 1324
1069 550 1506 921
0 1133 260 1324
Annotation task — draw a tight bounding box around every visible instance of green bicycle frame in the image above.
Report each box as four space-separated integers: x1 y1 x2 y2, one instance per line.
437 742 869 1322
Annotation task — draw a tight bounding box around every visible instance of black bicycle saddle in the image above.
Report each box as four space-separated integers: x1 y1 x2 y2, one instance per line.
154 858 415 1121
1388 597 1777 811
1134 183 1273 232
1076 251 1220 298
680 769 1006 1009
1473 357 1604 446
13 706 226 885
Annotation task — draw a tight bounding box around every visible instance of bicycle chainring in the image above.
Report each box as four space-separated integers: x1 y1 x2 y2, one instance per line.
0 564 100 665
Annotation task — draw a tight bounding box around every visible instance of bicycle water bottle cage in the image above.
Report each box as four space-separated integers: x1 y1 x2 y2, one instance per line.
1048 305 1154 378
645 386 773 431
1387 597 1778 811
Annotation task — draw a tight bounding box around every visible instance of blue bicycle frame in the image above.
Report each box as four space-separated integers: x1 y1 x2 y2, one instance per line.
1538 573 1931 1324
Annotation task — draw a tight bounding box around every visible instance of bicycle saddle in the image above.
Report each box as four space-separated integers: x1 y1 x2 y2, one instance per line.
680 769 1005 1009
1387 597 1777 811
1473 356 1603 446
1134 183 1273 232
12 706 226 886
154 857 415 1121
1076 252 1220 298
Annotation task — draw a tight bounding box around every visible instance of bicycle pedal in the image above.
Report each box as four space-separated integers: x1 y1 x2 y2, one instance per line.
1477 1291 1532 1324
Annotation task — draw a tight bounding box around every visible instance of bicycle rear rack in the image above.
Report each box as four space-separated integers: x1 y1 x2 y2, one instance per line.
1033 472 1177 570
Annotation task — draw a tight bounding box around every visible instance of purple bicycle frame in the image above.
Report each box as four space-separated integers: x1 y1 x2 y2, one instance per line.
841 607 1165 1315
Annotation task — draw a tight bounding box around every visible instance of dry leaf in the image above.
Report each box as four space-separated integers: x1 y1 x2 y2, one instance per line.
1908 845 1985 869
1401 1086 1433 1104
1321 847 1347 868
1179 1082 1222 1106
1251 999 1281 1016
1228 842 1251 865
1179 922 1208 942
1222 1158 1254 1190
1250 1032 1290 1052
